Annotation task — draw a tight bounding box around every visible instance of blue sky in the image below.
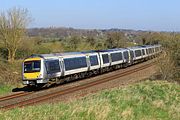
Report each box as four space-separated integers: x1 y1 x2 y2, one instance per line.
0 0 180 31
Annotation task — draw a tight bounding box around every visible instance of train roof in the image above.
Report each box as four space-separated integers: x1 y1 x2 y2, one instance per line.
27 44 161 59
96 48 128 52
127 44 160 49
30 50 99 58
29 48 128 59
31 52 85 58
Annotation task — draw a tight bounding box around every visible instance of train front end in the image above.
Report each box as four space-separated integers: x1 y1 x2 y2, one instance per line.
22 57 45 86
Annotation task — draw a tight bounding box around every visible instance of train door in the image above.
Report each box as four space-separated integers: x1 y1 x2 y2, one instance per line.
59 57 65 77
86 54 91 71
130 50 134 64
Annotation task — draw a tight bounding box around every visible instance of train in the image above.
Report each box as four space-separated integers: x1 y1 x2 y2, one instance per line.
22 44 162 86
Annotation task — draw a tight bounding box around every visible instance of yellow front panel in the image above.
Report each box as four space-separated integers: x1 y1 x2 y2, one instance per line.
24 72 40 80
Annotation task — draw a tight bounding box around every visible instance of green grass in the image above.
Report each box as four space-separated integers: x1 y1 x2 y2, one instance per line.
0 84 14 96
0 80 179 120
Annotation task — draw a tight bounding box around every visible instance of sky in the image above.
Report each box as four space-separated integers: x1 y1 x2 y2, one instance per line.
0 0 180 31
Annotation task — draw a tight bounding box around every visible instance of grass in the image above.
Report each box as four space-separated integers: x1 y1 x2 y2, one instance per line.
0 80 179 120
0 84 14 96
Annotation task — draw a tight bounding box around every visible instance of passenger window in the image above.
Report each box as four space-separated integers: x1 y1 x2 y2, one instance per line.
123 51 129 60
135 50 141 57
90 55 98 66
111 52 122 62
64 57 87 70
102 54 109 64
46 60 61 73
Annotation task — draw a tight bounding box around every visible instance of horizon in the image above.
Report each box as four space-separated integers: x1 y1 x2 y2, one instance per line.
1 0 180 32
27 27 179 33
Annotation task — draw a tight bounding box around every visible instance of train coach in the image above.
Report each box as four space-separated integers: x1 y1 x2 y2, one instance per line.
22 44 161 86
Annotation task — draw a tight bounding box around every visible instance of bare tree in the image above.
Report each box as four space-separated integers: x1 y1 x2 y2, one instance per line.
106 32 127 48
0 7 31 62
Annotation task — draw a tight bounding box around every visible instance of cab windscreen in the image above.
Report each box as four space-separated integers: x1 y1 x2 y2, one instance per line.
24 60 41 73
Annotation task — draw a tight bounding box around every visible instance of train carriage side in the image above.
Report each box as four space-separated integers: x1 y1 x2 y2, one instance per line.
110 49 124 66
128 47 143 63
87 52 101 75
44 56 62 80
154 44 162 56
40 52 101 84
147 46 153 59
141 47 147 59
138 46 149 61
62 54 89 76
121 49 131 67
88 52 101 71
99 51 111 68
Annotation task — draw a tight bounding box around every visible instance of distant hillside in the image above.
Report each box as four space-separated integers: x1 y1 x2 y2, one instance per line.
28 27 102 38
27 27 142 38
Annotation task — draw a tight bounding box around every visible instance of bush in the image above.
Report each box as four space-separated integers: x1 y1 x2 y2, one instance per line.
157 35 180 81
156 51 176 80
0 47 8 60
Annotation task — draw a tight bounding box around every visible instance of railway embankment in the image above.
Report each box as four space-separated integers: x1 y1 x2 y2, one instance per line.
0 80 179 120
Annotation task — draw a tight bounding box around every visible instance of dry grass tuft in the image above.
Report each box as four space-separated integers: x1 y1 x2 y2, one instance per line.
121 107 133 118
152 100 164 108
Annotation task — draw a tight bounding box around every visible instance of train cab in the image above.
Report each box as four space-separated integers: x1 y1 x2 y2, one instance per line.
22 56 46 85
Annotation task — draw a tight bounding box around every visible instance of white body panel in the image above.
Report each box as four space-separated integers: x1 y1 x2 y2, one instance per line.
111 60 124 66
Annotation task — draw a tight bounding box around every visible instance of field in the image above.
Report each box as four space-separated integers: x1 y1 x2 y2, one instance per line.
0 80 179 120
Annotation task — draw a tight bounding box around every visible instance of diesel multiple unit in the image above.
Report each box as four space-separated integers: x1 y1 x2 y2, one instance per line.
22 45 161 86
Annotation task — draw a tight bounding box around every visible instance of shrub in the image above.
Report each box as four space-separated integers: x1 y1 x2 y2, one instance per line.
157 35 180 81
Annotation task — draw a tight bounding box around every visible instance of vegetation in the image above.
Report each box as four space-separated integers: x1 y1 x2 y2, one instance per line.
0 84 14 96
0 7 30 62
106 32 127 48
0 80 179 120
140 32 180 81
0 60 22 95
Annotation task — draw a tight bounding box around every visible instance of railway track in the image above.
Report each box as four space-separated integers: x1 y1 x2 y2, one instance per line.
0 92 33 102
0 62 155 110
